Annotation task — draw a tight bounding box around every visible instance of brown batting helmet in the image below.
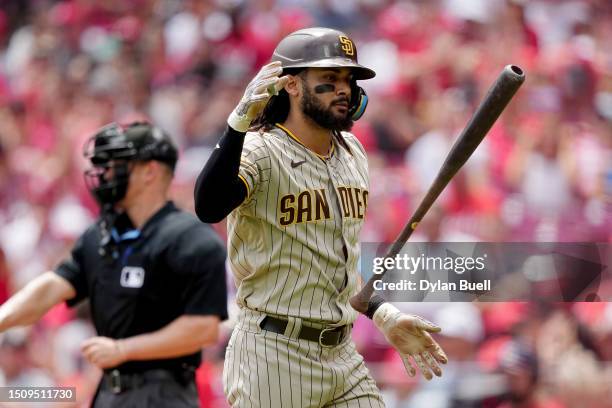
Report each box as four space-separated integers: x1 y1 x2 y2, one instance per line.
271 27 376 80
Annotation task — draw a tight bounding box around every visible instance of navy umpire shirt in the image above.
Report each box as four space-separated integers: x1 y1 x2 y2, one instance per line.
55 201 228 373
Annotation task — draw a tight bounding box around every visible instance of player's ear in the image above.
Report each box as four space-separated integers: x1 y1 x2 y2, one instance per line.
284 74 301 97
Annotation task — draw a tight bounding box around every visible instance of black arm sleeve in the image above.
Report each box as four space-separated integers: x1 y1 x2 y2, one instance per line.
194 125 248 223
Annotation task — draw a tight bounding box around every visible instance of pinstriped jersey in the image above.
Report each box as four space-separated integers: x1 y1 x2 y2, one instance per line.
227 124 369 326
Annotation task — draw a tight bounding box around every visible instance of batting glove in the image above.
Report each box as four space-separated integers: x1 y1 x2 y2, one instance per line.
228 61 289 132
373 303 448 380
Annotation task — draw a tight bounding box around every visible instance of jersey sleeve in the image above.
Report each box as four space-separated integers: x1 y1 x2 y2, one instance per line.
167 223 228 320
54 233 89 307
237 132 269 203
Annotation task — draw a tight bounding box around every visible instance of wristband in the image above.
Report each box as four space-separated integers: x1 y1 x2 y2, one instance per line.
365 294 387 319
227 110 251 133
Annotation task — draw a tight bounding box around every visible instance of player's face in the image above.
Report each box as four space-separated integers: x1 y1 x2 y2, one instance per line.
300 68 354 131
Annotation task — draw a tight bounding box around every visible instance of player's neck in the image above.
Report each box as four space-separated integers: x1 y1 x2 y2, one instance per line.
282 112 332 156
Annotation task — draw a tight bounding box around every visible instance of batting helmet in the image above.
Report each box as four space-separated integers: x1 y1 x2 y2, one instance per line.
83 121 178 205
272 27 375 80
272 27 375 121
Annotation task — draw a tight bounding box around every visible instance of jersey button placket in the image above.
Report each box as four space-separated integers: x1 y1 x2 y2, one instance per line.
325 157 351 293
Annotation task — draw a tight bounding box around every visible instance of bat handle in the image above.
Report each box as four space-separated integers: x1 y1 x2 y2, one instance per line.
350 220 419 313
350 278 375 313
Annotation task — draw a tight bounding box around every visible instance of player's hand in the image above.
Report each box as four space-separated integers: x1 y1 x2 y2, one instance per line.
81 336 128 369
228 61 289 132
373 303 448 380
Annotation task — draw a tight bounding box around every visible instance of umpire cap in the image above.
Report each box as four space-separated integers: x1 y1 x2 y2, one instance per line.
83 121 178 205
271 27 376 80
85 122 178 171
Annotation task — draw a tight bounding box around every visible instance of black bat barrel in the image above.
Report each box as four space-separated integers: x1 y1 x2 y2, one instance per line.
441 65 525 177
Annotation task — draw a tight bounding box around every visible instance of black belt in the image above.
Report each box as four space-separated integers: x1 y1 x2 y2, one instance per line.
259 316 349 347
103 368 195 394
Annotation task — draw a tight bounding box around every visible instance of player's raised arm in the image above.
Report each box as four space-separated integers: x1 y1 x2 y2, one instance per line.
194 61 288 223
0 272 76 332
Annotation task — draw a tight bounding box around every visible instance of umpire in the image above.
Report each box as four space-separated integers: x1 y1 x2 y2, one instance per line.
0 122 228 407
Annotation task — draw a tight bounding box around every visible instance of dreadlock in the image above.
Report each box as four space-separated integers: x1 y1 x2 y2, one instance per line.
249 89 291 133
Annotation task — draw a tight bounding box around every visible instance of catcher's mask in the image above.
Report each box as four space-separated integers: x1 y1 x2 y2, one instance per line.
271 27 375 121
83 122 178 206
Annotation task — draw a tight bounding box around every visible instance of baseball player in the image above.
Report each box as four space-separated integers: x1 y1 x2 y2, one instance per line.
195 27 447 407
0 122 228 407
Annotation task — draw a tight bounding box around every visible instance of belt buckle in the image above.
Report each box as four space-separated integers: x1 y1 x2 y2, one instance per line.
110 369 122 394
318 327 336 348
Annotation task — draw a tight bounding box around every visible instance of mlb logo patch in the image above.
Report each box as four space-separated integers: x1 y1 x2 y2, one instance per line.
120 266 145 288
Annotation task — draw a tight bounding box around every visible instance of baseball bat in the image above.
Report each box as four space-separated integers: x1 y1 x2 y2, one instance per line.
350 65 525 313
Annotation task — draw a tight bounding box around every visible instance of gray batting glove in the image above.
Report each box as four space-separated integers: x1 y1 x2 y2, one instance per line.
373 303 448 380
228 61 290 132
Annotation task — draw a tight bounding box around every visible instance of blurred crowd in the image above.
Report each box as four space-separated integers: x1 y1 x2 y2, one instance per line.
0 0 610 407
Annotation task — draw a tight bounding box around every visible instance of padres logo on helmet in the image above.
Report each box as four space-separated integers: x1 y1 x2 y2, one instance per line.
339 35 354 56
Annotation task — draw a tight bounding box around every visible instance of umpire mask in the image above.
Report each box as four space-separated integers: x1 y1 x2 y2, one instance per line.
83 122 178 206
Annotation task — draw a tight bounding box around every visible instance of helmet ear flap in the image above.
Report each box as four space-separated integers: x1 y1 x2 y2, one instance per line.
349 83 368 121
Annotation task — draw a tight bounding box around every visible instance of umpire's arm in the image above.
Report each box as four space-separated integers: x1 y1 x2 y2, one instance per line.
109 315 219 358
0 229 90 332
81 316 221 370
0 271 76 332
